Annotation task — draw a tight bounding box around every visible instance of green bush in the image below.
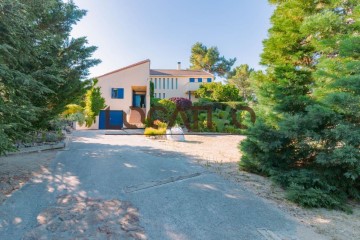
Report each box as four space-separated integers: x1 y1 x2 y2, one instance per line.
144 120 167 136
195 82 241 102
144 127 166 136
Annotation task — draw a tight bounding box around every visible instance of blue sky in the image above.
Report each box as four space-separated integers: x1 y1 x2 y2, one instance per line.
71 0 274 78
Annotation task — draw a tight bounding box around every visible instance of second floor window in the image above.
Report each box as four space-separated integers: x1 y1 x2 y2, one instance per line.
111 88 124 99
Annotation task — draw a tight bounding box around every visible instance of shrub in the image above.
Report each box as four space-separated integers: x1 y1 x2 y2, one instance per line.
144 127 166 136
150 99 176 123
195 82 241 102
169 97 192 110
153 120 168 129
144 120 167 136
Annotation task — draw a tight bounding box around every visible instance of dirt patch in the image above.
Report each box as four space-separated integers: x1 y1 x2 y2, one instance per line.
0 150 58 204
151 134 360 240
23 194 146 240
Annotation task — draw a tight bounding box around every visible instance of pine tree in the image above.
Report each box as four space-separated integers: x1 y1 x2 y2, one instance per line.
226 64 254 101
240 0 360 209
190 42 236 77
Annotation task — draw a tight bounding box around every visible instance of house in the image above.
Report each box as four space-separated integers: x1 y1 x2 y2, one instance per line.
79 59 214 130
151 62 213 101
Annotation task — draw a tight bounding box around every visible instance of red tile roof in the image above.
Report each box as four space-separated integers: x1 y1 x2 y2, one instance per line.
97 59 150 78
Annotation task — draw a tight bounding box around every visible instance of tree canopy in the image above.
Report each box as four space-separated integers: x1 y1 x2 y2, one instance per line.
0 0 100 154
190 42 236 77
195 82 241 102
240 0 360 210
226 64 254 101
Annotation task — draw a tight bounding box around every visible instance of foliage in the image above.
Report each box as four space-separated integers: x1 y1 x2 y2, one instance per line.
83 79 106 127
150 97 160 107
150 81 155 98
144 120 167 136
190 42 236 77
226 64 255 101
62 104 84 116
194 103 250 133
144 127 167 136
169 97 192 110
195 82 241 102
150 99 176 123
62 79 106 127
0 0 99 155
153 120 168 129
240 0 360 210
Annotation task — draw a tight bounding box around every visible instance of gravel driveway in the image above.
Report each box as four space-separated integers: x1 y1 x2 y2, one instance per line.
0 130 327 239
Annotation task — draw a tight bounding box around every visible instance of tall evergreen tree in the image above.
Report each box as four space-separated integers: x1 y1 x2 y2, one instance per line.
240 0 360 209
0 0 100 154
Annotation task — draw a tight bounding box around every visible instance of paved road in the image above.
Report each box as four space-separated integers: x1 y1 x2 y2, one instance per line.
0 130 326 239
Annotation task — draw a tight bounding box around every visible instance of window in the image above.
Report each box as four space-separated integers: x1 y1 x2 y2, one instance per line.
167 78 169 89
163 78 165 89
111 88 124 99
171 78 174 89
189 78 195 82
207 78 212 82
163 93 165 99
155 78 157 89
159 78 161 89
198 78 203 82
158 93 161 99
176 78 178 89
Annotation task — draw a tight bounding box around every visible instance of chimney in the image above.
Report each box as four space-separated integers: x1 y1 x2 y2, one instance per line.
177 62 181 70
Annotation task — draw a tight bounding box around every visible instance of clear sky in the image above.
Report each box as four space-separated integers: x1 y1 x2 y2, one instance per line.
71 0 274 78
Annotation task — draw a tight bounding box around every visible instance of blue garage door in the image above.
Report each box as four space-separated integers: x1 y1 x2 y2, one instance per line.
99 110 123 129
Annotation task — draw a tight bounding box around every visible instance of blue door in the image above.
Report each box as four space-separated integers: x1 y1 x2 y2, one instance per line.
109 111 123 129
99 110 106 129
99 110 123 129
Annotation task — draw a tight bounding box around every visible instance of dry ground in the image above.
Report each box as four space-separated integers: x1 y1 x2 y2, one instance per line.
1 134 359 239
150 134 360 240
0 151 58 204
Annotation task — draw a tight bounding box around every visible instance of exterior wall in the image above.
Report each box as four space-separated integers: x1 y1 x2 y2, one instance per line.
151 75 213 102
98 61 150 112
82 61 150 129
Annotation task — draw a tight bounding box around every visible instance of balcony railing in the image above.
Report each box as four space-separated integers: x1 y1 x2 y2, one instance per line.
184 82 203 93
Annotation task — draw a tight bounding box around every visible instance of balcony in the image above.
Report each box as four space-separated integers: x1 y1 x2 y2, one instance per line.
184 82 203 93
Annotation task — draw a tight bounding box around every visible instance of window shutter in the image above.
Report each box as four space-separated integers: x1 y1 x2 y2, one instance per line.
207 78 212 82
118 88 124 99
198 78 203 82
190 78 195 82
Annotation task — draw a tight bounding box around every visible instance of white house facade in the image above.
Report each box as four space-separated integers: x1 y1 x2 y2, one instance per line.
78 60 214 130
151 62 213 102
